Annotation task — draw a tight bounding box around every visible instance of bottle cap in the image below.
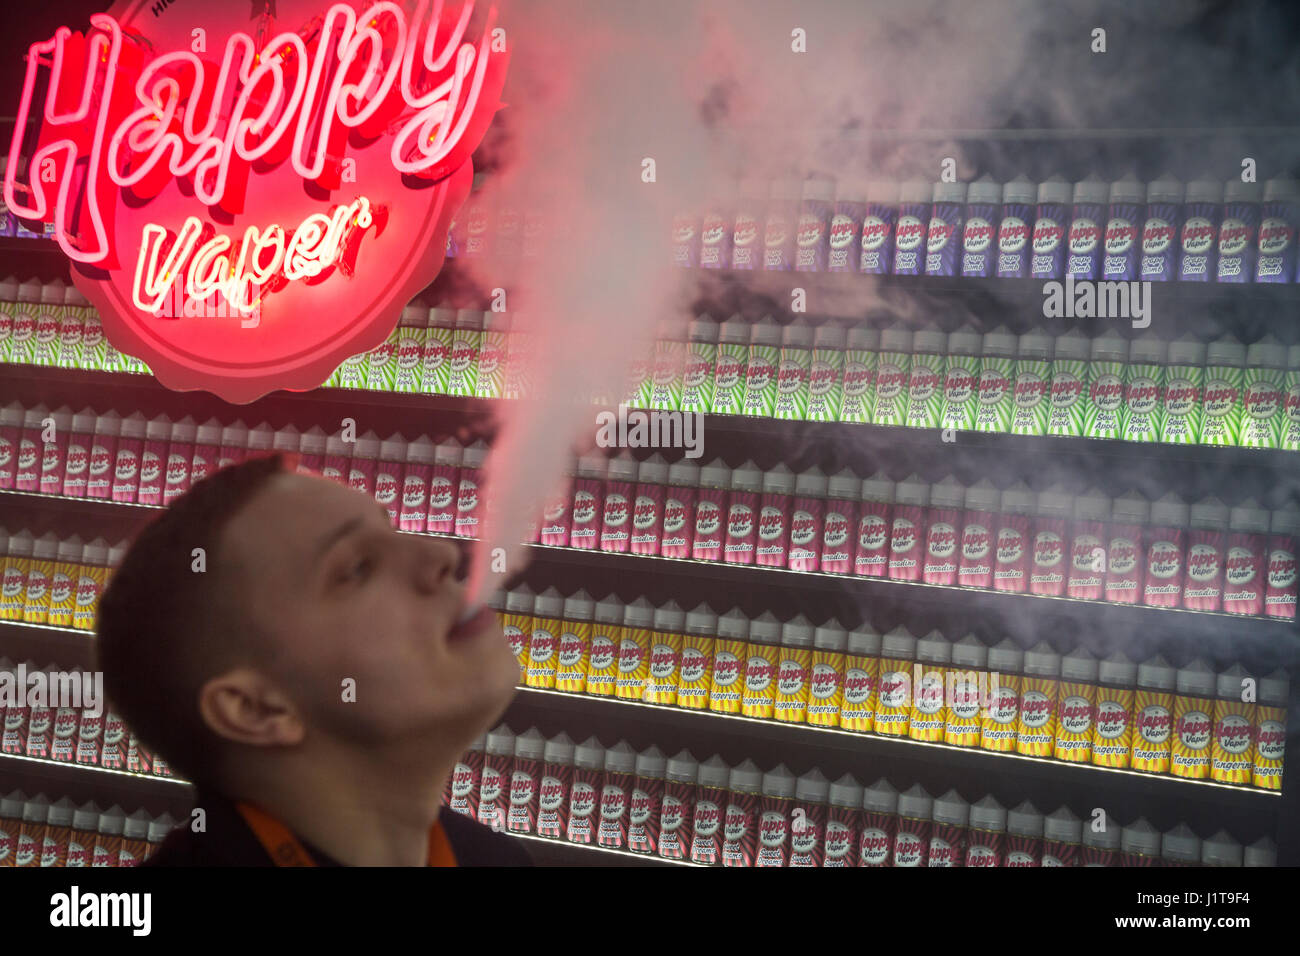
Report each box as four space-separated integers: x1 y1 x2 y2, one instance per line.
562 589 594 621
667 458 700 487
1090 332 1128 362
718 315 751 345
761 764 796 798
1108 176 1146 205
699 457 731 489
951 633 987 669
514 727 546 761
912 327 947 355
896 783 933 820
1073 487 1111 521
697 754 731 788
893 474 930 507
568 734 603 770
1244 836 1277 868
1002 175 1036 205
32 532 59 561
1127 334 1166 365
863 777 900 814
1200 830 1242 867
966 176 1002 205
1098 651 1136 686
593 593 624 625
782 323 813 349
689 313 719 344
1167 335 1207 367
485 723 515 756
932 789 969 825
795 768 830 804
750 315 782 347
814 324 846 350
666 748 699 782
1206 334 1245 367
1007 800 1043 837
604 740 636 774
1175 659 1215 696
932 181 967 204
860 471 896 503
1150 491 1189 527
827 467 860 500
1072 175 1110 205
916 630 951 664
879 325 913 353
1037 176 1072 206
622 596 654 628
56 535 84 563
299 426 327 457
846 623 881 657
1245 335 1287 369
1110 490 1150 525
504 584 534 614
540 732 574 766
1216 663 1252 701
716 607 750 640
1043 806 1082 843
1061 647 1098 681
928 475 965 509
828 773 864 808
846 325 880 350
685 602 717 635
1053 330 1090 361
1190 495 1228 530
969 795 1007 832
1137 654 1176 690
881 625 917 660
1017 329 1054 359
982 326 1017 357
999 481 1035 515
144 413 173 441
653 600 685 633
747 610 781 645
730 459 762 492
794 466 827 497
1120 817 1161 857
898 181 932 205
1036 485 1073 518
987 637 1024 672
728 758 763 794
946 325 982 356
635 745 667 779
606 451 638 483
1023 641 1061 676
781 614 814 647
637 453 669 485
762 463 795 495
964 479 999 512
814 619 848 651
1260 669 1289 706
1271 509 1300 536
1262 178 1300 202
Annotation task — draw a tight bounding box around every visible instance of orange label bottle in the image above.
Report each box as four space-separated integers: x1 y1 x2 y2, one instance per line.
1210 663 1256 785
501 585 535 680
555 590 594 694
874 627 917 738
1253 670 1288 790
708 608 748 715
1091 652 1136 768
616 597 654 701
0 530 33 621
1015 641 1059 757
22 533 58 625
525 587 564 689
807 621 848 728
837 625 880 733
1170 659 1215 779
773 615 813 724
980 639 1023 753
944 634 987 747
644 602 685 706
741 612 781 719
71 538 109 632
676 604 717 711
1131 655 1175 773
908 631 950 743
586 594 624 698
1054 648 1097 763
46 536 82 629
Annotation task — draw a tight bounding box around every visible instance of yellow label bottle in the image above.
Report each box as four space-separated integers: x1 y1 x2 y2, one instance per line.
1015 641 1059 758
71 538 109 632
1253 670 1288 790
501 585 535 681
22 533 59 625
1 530 34 621
807 620 848 728
616 597 654 701
645 601 685 706
944 634 986 748
587 594 624 698
909 631 950 743
526 588 565 689
555 590 594 694
838 625 880 733
874 626 917 738
741 612 781 720
1131 655 1176 773
676 604 716 711
980 639 1023 753
1053 648 1097 763
773 615 814 724
1091 652 1136 768
1210 663 1255 785
1170 659 1215 780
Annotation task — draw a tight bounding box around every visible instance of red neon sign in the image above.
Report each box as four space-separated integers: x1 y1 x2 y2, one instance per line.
4 0 507 402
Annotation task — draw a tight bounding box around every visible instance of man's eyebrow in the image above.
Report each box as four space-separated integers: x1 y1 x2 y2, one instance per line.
314 516 365 563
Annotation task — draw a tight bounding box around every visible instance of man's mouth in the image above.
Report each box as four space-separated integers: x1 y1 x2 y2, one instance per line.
447 603 496 642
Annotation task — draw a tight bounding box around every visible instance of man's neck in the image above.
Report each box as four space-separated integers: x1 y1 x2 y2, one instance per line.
230 739 458 867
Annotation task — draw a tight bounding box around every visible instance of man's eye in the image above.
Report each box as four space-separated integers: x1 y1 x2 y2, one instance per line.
342 556 374 583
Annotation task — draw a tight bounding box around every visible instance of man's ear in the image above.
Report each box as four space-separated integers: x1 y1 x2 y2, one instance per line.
198 668 305 748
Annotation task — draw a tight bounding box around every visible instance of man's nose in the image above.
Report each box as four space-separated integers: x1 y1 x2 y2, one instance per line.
411 534 460 593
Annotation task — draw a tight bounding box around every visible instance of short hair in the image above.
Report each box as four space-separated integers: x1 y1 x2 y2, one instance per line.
96 453 290 787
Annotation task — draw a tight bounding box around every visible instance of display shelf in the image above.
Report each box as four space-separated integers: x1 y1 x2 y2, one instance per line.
0 618 95 668
0 751 190 789
505 829 695 867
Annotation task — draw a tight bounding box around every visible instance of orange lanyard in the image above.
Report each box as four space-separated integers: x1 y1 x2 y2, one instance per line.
236 802 457 867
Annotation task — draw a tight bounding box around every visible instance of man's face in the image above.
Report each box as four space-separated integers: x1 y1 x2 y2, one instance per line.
218 470 519 748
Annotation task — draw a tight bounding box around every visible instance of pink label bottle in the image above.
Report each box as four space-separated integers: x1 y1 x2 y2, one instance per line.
724 460 761 566
455 440 487 539
540 474 574 547
111 412 146 503
1143 493 1188 608
1265 509 1298 620
347 430 381 500
61 408 97 499
754 765 795 867
136 414 172 506
993 482 1035 593
1223 500 1269 616
0 401 22 490
39 406 72 497
630 454 668 556
373 433 406 524
427 438 462 535
1067 487 1110 600
537 733 575 840
722 760 762 867
85 411 120 500
218 419 249 471
320 427 350 484
162 416 196 505
788 467 826 572
922 476 964 586
820 468 859 575
1183 496 1227 611
957 480 998 589
399 436 435 533
659 459 698 559
598 741 637 850
692 458 730 562
599 452 637 554
658 750 698 861
478 724 515 833
569 451 606 550
1030 485 1071 596
888 474 929 582
855 472 894 578
507 728 546 835
15 404 48 492
756 464 794 568
190 418 223 486
296 426 326 476
1104 490 1148 605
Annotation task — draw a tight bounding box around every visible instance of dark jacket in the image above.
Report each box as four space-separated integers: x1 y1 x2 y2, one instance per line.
144 791 532 867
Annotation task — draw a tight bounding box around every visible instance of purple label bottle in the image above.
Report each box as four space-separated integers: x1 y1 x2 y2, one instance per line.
731 179 768 271
860 181 897 274
764 179 801 271
1030 177 1071 280
1140 175 1182 281
672 210 701 268
828 182 866 273
1176 178 1219 282
962 177 1001 278
795 177 835 273
892 181 931 276
997 175 1036 278
1102 177 1144 280
926 182 966 277
1256 178 1299 283
1066 176 1108 280
699 196 734 270
1217 180 1260 284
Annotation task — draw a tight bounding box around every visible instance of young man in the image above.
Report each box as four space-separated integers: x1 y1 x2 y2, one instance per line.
96 453 529 866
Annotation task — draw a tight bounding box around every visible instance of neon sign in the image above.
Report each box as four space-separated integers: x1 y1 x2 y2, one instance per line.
4 0 507 402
